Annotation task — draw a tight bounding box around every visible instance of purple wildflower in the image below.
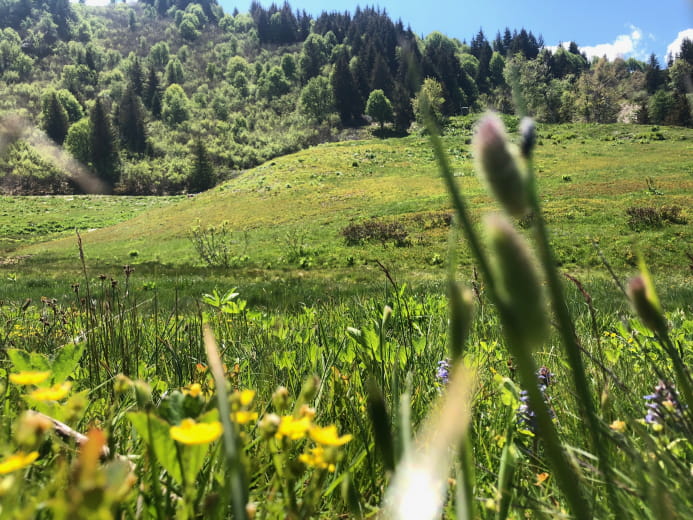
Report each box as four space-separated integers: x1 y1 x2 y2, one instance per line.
644 380 684 430
517 366 555 434
436 359 451 387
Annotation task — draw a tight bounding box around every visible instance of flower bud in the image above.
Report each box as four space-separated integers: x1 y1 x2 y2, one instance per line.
474 113 529 217
16 411 53 450
259 413 280 439
272 386 290 412
519 117 536 158
627 275 666 333
485 214 547 351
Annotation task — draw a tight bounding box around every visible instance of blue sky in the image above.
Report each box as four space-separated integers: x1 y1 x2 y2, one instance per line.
219 0 693 63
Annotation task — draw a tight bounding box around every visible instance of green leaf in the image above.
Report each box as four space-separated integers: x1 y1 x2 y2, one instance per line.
128 411 182 485
6 349 51 373
51 342 85 383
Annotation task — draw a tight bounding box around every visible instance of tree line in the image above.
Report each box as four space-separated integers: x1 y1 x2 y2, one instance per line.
0 0 690 195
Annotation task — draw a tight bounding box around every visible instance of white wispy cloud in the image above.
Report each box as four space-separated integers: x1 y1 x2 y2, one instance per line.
579 25 650 61
666 28 693 61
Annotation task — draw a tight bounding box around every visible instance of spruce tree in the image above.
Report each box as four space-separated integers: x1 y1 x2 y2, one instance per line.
188 139 215 193
42 90 69 145
331 50 361 124
144 67 163 118
89 97 120 191
118 84 147 154
128 56 145 97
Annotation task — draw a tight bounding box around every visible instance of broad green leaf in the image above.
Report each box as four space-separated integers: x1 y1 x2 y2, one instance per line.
52 342 86 383
128 411 182 485
6 349 51 374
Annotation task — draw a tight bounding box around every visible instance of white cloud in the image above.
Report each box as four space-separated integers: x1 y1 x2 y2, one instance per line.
579 25 650 61
666 28 693 61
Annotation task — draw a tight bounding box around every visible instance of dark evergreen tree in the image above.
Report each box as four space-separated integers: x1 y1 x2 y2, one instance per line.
89 97 120 191
471 29 493 93
188 139 215 193
128 57 145 97
391 83 414 132
492 31 505 55
369 52 394 98
118 84 147 154
42 90 69 145
331 48 361 124
502 28 513 55
679 38 693 65
645 53 664 94
145 67 163 118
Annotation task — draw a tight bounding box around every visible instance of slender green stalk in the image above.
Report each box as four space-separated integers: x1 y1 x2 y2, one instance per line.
204 325 249 520
431 130 593 518
525 157 622 517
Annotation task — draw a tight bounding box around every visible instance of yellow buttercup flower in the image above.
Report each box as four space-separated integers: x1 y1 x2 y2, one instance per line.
29 382 71 401
0 451 39 475
231 410 259 424
299 446 336 472
276 415 312 440
185 383 202 398
170 418 223 445
309 424 352 446
609 420 627 433
9 371 51 386
239 389 255 406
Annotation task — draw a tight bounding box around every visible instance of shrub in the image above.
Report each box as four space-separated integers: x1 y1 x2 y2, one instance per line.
626 206 687 231
341 218 409 247
187 220 248 268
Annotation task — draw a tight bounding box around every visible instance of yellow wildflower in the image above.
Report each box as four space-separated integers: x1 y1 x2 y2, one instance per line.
170 418 223 445
232 410 259 424
309 425 352 446
29 382 71 401
185 383 202 398
276 415 312 440
0 451 39 475
9 371 51 386
239 389 255 406
298 446 335 472
609 420 627 433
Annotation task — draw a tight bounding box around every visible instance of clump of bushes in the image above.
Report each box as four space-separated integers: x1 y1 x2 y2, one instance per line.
341 218 409 247
626 206 687 231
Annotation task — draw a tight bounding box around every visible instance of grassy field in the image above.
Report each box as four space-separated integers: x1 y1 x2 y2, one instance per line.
0 118 692 518
0 119 691 309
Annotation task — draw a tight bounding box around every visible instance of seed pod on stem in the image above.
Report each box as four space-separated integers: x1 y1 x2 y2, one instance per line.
627 275 666 333
474 113 529 218
485 213 547 352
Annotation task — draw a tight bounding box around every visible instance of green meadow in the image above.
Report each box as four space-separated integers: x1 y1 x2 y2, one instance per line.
1 119 692 519
1 119 691 307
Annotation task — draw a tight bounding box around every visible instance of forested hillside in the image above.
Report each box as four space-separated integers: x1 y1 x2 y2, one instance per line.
0 0 691 195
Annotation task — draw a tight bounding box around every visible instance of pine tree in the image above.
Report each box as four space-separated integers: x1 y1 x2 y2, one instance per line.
118 84 147 154
128 56 145 97
331 50 361 124
391 83 414 132
144 67 163 118
42 90 69 144
89 97 120 191
188 139 215 193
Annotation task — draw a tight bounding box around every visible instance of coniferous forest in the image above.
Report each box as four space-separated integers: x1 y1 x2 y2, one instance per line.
0 0 690 195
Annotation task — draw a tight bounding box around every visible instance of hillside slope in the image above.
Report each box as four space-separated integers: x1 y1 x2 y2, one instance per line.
11 122 693 283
